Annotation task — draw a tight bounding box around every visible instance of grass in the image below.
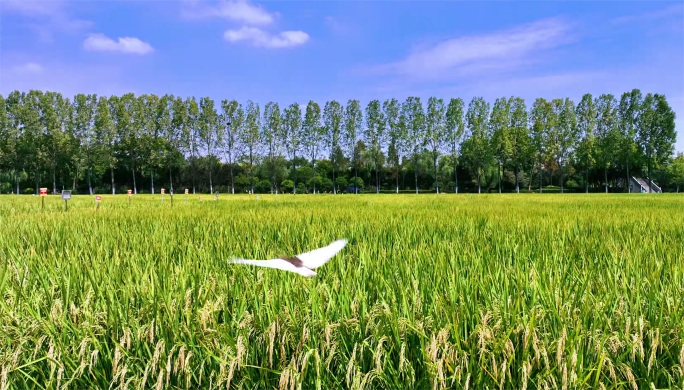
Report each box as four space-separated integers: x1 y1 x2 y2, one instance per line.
1 193 683 389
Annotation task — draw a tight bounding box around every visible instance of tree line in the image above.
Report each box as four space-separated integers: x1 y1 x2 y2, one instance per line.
0 89 682 196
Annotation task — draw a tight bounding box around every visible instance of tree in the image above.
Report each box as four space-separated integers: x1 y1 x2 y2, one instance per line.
151 94 172 194
364 100 386 193
303 101 324 194
550 98 577 193
94 96 116 194
23 91 45 194
262 102 281 194
324 101 343 194
382 99 404 194
0 94 7 192
463 97 491 193
221 100 242 194
668 153 684 193
40 92 64 194
508 97 530 193
186 97 200 193
425 97 445 193
74 93 98 194
282 103 302 195
595 94 619 193
199 97 220 193
401 97 425 194
111 94 135 192
242 100 261 194
638 93 676 193
169 96 189 193
489 97 511 193
618 89 642 192
5 91 23 194
444 98 465 194
344 100 363 194
529 98 552 193
576 94 597 193
141 94 161 194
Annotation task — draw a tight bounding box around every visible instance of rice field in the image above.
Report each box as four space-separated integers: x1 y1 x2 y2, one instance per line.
1 193 683 390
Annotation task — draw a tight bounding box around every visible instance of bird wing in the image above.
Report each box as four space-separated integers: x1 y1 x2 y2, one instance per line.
295 239 348 270
231 258 317 277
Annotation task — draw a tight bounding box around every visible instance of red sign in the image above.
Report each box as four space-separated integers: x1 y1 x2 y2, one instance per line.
199 196 203 201
96 196 102 201
161 189 165 194
127 190 132 195
40 188 47 196
185 189 189 194
213 196 216 201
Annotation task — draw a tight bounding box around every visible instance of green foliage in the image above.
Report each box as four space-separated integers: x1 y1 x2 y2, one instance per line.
280 179 294 193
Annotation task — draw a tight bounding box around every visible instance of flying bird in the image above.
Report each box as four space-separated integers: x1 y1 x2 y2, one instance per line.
231 239 347 277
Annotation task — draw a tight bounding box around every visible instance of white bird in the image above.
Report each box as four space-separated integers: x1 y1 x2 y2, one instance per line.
231 239 348 277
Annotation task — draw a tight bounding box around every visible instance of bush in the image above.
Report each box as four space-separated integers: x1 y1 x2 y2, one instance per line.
23 188 35 195
281 180 294 194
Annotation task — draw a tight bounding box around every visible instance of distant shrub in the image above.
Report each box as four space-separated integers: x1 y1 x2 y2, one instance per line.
23 188 35 195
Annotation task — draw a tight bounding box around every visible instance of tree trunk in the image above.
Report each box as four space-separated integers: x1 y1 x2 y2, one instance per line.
313 157 317 195
88 167 93 195
585 165 589 193
132 163 137 194
434 154 439 194
626 161 630 193
604 167 608 193
497 163 501 194
192 160 196 194
293 151 298 196
477 168 481 194
111 165 115 194
396 163 400 194
151 170 155 194
354 159 358 195
53 168 57 195
230 162 235 194
539 163 543 194
515 166 519 193
529 168 533 191
648 157 652 193
169 167 173 194
209 167 214 194
454 159 458 194
560 159 564 194
249 152 253 194
15 169 20 194
414 158 418 195
332 158 336 195
376 156 380 194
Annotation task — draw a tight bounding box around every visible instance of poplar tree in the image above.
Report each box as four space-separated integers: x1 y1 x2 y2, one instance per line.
344 100 362 194
303 101 323 194
445 98 465 193
365 100 385 193
242 100 261 194
401 97 425 194
324 101 343 194
282 103 302 194
576 94 597 193
508 97 530 193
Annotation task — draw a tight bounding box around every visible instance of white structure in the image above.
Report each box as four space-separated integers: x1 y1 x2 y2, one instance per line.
629 177 661 193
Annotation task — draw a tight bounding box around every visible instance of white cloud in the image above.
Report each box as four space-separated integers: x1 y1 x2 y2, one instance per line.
83 34 154 55
223 27 309 48
183 0 276 25
612 4 684 24
2 0 93 41
374 18 572 81
2 0 62 18
12 62 44 74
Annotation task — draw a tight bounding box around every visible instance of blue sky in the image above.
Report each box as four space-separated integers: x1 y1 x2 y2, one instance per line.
1 0 683 152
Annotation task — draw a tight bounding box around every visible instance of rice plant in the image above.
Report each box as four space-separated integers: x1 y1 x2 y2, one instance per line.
1 194 683 389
